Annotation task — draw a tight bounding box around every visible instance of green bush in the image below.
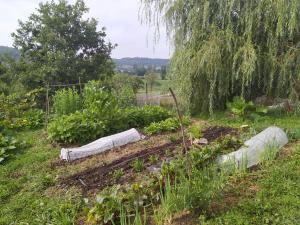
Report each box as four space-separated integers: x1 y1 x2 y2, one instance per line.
0 134 25 163
53 88 82 116
0 91 45 130
124 106 172 129
48 111 107 144
144 117 190 135
48 105 171 144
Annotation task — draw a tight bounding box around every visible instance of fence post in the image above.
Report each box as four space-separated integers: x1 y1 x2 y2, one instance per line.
145 82 148 105
45 83 50 127
79 77 82 97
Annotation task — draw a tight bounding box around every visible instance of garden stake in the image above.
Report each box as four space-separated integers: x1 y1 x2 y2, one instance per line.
169 88 188 154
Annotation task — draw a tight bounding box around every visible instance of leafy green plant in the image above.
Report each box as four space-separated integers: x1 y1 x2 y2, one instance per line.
112 169 125 182
144 117 190 135
227 96 255 118
132 159 144 172
189 125 203 139
48 105 171 144
124 105 172 129
86 186 121 225
0 90 44 130
0 134 25 163
48 110 107 143
149 155 159 164
53 88 82 116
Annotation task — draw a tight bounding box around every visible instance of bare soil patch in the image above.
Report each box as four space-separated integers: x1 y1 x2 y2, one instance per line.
202 126 238 142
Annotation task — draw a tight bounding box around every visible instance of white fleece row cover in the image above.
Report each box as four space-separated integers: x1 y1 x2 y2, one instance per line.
60 128 144 161
217 126 288 169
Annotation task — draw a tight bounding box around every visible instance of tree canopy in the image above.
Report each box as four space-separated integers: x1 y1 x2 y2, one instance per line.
12 0 115 89
141 0 300 114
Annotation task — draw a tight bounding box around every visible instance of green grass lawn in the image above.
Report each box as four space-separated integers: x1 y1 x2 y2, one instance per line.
205 142 300 225
0 130 82 225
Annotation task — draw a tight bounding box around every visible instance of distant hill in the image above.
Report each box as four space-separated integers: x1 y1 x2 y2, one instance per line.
113 57 169 67
113 57 169 74
0 46 20 59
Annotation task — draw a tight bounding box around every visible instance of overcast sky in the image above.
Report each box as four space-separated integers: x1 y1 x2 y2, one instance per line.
0 0 171 59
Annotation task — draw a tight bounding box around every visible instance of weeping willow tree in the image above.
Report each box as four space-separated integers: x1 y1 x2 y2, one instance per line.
141 0 300 114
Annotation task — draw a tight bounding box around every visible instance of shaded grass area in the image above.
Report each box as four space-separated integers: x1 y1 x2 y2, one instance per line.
205 143 300 225
0 130 82 225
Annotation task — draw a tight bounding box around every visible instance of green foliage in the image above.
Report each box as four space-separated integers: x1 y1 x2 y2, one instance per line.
86 186 121 224
142 0 300 114
53 88 82 116
0 134 26 164
86 182 156 225
144 72 159 91
227 96 255 118
0 134 17 163
48 105 171 144
48 110 107 144
226 96 269 120
0 90 45 130
132 159 144 172
188 125 203 139
12 0 114 89
113 74 144 94
144 117 190 135
293 101 300 116
124 106 172 129
149 154 159 164
111 169 125 182
115 85 136 109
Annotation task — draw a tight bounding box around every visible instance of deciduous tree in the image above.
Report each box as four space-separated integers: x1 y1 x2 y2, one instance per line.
12 0 115 89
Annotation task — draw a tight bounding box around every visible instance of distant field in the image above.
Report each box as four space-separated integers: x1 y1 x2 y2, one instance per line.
138 79 172 94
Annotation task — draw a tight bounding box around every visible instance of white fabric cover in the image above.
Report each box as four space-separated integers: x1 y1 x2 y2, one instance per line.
61 128 144 161
217 126 288 169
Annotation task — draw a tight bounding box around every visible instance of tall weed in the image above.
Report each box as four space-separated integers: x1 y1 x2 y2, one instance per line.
53 88 81 116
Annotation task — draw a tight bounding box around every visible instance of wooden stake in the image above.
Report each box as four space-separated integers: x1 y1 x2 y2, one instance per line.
79 77 82 97
45 83 50 127
145 82 148 105
169 88 188 154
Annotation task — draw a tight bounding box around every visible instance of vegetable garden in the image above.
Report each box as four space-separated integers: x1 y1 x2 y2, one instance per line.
1 0 300 224
1 77 300 224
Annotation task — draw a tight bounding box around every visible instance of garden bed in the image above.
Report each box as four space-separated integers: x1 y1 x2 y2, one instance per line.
59 125 239 192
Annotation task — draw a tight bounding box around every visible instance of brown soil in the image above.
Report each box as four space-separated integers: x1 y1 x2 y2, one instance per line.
61 139 185 191
202 126 238 142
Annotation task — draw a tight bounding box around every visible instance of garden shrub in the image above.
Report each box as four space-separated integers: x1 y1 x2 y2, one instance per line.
0 91 45 130
124 106 172 129
53 88 82 116
48 105 172 144
48 110 107 144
